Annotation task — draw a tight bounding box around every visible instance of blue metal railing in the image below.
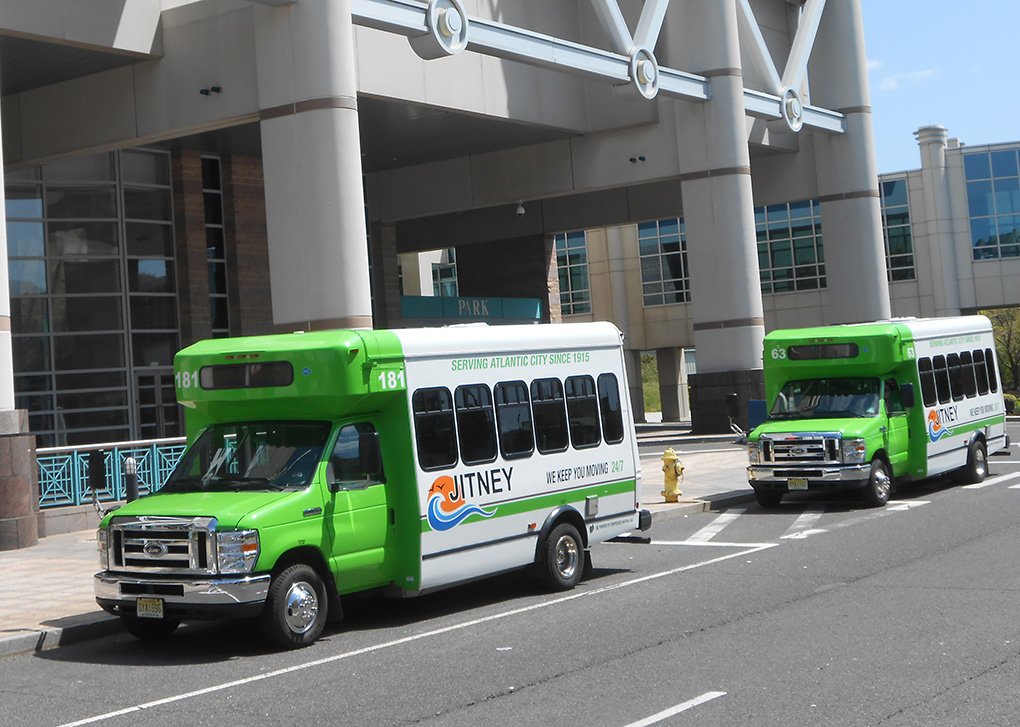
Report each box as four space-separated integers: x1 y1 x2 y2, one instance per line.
37 438 187 509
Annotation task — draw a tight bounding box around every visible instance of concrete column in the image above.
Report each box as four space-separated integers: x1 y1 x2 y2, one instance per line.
673 0 765 433
809 0 891 324
656 347 682 422
915 125 962 316
369 220 401 329
254 0 372 331
172 149 213 346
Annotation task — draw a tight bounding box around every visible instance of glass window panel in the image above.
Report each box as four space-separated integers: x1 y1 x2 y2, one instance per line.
967 180 994 217
9 259 46 295
891 267 915 282
11 337 49 372
132 332 178 367
773 280 794 293
49 259 120 294
970 217 995 247
639 236 661 256
964 153 991 180
42 153 115 182
204 192 223 226
209 262 227 295
124 187 172 221
887 228 912 256
658 218 679 237
50 296 122 332
202 157 222 191
5 185 44 218
16 393 53 413
60 409 129 429
129 259 175 293
7 221 45 257
990 150 1018 178
126 222 174 257
14 375 52 393
766 204 789 222
206 227 225 259
885 210 910 227
57 390 128 412
130 296 178 330
46 186 117 218
10 298 49 334
768 221 790 240
637 221 658 238
771 241 792 268
993 176 1020 216
1001 245 1020 258
53 334 124 371
881 179 909 207
48 221 119 256
55 371 126 391
121 150 170 186
789 200 813 219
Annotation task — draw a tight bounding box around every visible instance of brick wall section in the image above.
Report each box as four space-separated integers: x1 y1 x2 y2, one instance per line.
370 220 400 329
456 235 560 323
172 148 212 346
222 154 274 336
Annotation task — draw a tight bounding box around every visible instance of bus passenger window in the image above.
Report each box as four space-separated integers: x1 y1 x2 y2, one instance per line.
565 375 601 449
455 385 498 465
973 349 990 395
960 351 977 398
412 387 458 471
932 355 951 404
986 348 998 392
947 353 965 402
918 358 937 407
494 381 534 459
531 378 569 454
598 373 625 445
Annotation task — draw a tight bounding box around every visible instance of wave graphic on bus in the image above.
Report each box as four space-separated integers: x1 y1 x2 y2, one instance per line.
426 475 497 531
927 410 952 442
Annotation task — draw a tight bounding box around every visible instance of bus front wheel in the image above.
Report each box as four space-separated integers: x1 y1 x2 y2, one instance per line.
754 488 783 508
260 563 328 649
862 458 892 508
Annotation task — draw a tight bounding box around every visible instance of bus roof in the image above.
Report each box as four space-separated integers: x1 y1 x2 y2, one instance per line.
764 315 991 345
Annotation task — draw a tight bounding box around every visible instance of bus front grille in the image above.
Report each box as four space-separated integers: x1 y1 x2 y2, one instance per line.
761 434 840 464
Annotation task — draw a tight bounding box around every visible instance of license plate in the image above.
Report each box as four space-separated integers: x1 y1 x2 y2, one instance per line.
136 597 164 619
788 478 809 491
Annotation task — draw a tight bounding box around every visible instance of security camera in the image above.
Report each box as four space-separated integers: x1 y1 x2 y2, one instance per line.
515 201 525 217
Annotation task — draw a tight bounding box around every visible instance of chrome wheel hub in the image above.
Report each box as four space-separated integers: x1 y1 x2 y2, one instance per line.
283 581 319 634
555 535 579 579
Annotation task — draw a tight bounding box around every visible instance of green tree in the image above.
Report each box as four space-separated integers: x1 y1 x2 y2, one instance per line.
981 308 1020 393
641 353 661 412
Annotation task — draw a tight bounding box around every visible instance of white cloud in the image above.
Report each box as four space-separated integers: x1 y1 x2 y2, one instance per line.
878 68 937 91
867 59 883 71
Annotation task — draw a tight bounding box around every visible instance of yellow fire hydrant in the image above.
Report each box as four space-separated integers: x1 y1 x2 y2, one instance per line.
661 446 685 503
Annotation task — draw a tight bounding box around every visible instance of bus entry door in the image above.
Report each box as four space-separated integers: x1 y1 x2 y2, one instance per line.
883 379 910 476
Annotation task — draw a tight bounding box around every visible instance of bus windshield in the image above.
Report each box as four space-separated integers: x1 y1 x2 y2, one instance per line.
163 420 331 494
770 378 880 420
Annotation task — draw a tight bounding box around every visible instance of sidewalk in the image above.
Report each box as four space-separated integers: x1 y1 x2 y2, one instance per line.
0 421 751 658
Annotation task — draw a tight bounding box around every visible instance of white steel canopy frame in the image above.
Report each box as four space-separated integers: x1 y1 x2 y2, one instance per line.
348 0 846 134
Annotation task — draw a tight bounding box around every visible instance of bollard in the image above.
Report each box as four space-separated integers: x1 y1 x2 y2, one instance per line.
124 456 139 502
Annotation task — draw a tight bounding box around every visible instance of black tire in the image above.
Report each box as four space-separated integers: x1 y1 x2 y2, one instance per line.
957 439 988 484
120 614 180 640
754 488 783 508
540 523 584 591
260 564 328 649
862 458 892 508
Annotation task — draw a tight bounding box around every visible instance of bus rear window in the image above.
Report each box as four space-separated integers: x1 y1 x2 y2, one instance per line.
200 361 293 389
787 343 859 361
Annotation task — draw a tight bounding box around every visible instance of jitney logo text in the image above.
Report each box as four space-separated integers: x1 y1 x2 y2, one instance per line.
426 467 512 531
927 406 956 442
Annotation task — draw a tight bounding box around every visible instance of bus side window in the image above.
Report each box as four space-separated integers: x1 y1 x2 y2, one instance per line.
986 348 998 392
327 422 385 491
565 375 601 449
960 351 977 398
455 385 498 465
947 353 965 402
494 381 534 460
598 373 625 445
884 379 905 414
412 387 458 471
973 349 990 395
531 378 569 454
932 355 951 404
918 357 937 407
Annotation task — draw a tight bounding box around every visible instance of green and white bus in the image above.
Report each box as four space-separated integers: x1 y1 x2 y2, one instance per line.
747 316 1009 508
95 322 650 648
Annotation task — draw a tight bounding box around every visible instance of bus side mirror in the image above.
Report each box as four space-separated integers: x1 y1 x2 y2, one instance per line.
359 432 383 479
901 383 916 409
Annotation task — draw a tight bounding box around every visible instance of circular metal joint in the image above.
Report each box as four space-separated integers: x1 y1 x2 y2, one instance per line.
410 0 469 60
283 580 319 635
780 86 804 133
629 48 660 100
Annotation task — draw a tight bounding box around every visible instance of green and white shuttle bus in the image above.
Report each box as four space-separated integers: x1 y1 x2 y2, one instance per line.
747 316 1009 508
95 322 650 648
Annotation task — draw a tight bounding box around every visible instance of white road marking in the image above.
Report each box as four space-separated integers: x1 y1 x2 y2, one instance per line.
653 540 776 548
622 691 727 727
687 508 747 542
56 545 774 727
781 508 826 540
962 472 1020 489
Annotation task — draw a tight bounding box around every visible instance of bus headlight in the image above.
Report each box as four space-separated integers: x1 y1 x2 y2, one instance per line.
216 530 260 574
748 441 761 464
841 438 867 464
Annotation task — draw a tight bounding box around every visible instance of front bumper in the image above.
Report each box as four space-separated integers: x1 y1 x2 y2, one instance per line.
747 463 871 489
95 572 271 620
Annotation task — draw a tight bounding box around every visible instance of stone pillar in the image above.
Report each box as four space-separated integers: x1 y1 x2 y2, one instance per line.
254 0 372 331
809 0 891 324
369 220 402 329
0 411 38 550
172 148 213 346
673 0 765 433
915 125 962 316
456 236 559 322
656 348 683 422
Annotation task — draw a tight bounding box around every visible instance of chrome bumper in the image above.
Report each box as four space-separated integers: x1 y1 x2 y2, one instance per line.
95 572 271 606
747 463 871 485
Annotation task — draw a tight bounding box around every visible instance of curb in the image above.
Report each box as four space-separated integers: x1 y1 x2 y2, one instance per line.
0 613 121 659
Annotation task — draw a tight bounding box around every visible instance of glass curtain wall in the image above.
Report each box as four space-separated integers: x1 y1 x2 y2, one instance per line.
964 148 1020 260
5 149 179 446
554 231 591 315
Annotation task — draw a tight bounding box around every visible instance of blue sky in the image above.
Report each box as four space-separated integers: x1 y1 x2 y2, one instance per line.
860 0 1020 174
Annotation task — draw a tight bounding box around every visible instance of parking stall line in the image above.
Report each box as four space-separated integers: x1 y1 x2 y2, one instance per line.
687 509 747 542
963 472 1020 489
781 507 826 540
622 691 727 727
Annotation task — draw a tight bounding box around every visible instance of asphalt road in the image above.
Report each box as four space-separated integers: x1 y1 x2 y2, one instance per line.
3 423 1018 727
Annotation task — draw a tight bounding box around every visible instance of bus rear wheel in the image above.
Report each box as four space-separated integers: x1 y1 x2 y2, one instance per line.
862 458 892 508
956 439 987 484
541 523 584 591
